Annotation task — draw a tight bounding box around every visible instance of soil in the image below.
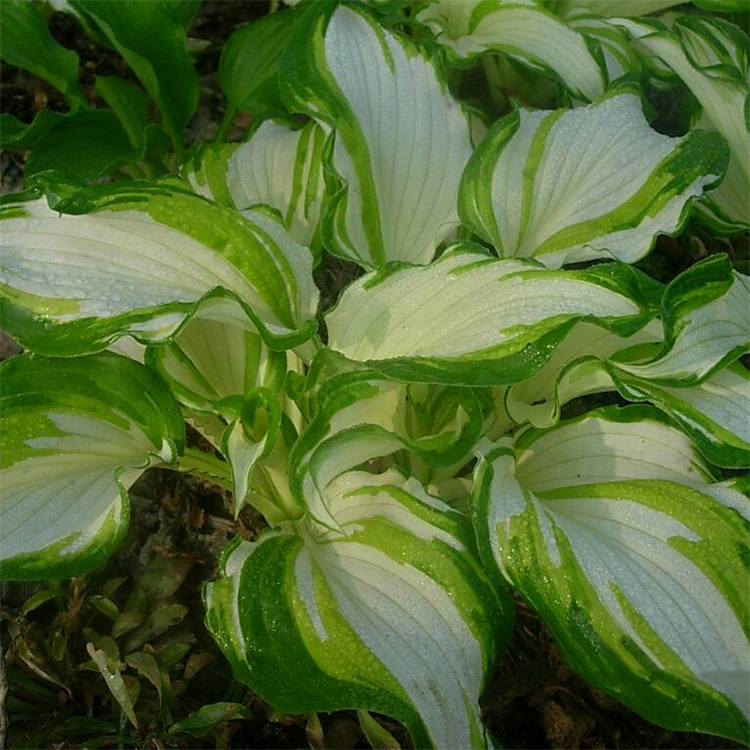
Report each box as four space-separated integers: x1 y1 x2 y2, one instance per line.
1 3 748 750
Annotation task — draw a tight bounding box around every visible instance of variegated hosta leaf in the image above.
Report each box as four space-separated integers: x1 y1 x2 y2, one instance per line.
473 406 750 742
289 367 485 529
0 353 185 580
503 317 750 468
220 388 283 520
282 4 473 267
230 121 326 249
459 89 728 268
0 185 319 356
567 16 641 81
326 244 660 386
143 303 307 519
617 254 750 384
615 363 750 469
415 0 606 101
145 301 287 415
503 319 663 428
205 469 513 749
615 16 749 233
185 119 326 247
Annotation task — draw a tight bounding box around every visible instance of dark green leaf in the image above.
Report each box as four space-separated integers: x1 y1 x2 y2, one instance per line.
61 717 117 736
99 577 127 599
153 627 196 668
20 589 57 616
163 0 202 30
219 8 299 116
94 76 151 149
0 0 80 106
169 702 252 737
6 666 59 704
111 608 146 640
125 651 163 706
72 0 199 155
24 110 141 180
0 111 66 151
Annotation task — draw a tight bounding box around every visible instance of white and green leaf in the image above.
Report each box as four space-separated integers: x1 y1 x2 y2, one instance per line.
0 185 319 355
503 320 662 428
503 315 750 467
289 367 485 529
326 244 660 385
186 120 327 247
618 254 750 384
473 406 750 742
229 120 326 248
145 301 287 415
567 16 642 82
0 353 185 580
615 363 750 469
282 4 473 266
615 16 749 233
220 388 284 520
205 470 513 749
416 0 605 101
459 89 728 268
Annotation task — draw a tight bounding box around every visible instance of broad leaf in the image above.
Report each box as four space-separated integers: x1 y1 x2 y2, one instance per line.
326 244 660 385
503 320 662 428
282 3 473 266
504 256 750 466
186 120 327 247
473 406 750 742
503 319 750 468
169 702 253 737
618 254 750 384
615 16 749 233
615 364 750 469
0 111 66 151
145 304 287 415
289 367 485 528
219 8 299 118
0 0 81 106
459 89 728 268
70 0 199 153
567 16 642 82
205 470 512 749
416 0 605 101
0 353 185 580
24 110 140 180
94 77 152 150
0 187 319 355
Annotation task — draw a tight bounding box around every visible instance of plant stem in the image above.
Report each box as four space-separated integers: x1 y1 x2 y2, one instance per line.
168 125 186 165
214 107 237 144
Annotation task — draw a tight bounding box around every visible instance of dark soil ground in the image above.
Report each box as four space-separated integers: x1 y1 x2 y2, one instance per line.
1 3 748 749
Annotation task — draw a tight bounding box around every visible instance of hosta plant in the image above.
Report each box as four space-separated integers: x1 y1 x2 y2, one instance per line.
1 0 749 747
